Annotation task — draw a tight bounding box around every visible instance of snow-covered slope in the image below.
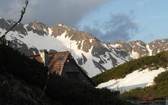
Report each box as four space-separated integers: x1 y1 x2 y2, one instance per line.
97 68 167 93
0 18 131 77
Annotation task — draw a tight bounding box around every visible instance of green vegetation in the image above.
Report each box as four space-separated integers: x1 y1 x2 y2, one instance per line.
92 51 168 84
0 44 132 105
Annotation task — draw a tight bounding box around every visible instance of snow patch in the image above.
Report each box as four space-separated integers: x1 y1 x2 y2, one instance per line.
58 23 63 27
48 28 52 35
97 68 166 93
89 39 93 43
130 50 139 59
112 44 122 48
146 44 153 56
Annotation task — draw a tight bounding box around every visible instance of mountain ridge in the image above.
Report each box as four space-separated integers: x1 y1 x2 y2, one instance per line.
0 17 167 77
107 39 168 59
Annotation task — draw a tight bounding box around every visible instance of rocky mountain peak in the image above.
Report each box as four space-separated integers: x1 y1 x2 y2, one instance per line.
148 39 168 55
0 18 27 35
28 21 48 31
51 23 104 53
111 40 132 53
51 23 69 37
114 40 125 44
0 18 14 30
128 40 148 58
26 21 48 35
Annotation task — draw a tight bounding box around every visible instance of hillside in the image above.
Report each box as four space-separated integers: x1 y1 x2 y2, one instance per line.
0 44 132 105
92 51 168 84
92 51 168 98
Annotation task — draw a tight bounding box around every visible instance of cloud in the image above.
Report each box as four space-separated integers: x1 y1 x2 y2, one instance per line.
0 0 110 27
82 12 140 42
103 13 139 42
0 0 24 20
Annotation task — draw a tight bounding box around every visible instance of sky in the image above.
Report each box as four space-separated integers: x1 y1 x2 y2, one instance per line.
0 0 168 43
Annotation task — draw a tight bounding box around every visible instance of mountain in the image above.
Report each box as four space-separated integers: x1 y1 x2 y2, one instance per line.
0 17 168 77
0 17 131 77
109 39 168 59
